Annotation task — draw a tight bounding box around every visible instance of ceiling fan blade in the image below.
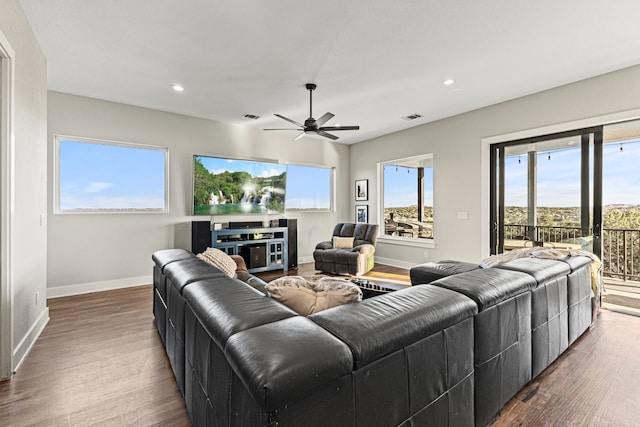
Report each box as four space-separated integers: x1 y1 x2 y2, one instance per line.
317 130 339 140
315 112 334 127
293 132 306 141
274 114 304 128
319 125 360 131
264 128 303 131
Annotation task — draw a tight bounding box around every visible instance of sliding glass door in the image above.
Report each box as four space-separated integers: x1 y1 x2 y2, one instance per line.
490 127 603 258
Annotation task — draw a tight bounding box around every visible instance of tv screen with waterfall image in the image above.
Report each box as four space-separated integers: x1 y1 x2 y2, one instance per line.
193 155 287 215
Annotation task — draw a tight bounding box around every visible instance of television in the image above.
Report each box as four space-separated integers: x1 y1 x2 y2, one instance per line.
193 155 287 215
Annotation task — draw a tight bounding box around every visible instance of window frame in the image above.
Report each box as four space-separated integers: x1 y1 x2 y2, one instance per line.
53 134 169 214
377 154 435 248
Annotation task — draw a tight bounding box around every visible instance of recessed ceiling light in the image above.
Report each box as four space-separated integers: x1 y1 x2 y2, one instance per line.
171 84 184 92
443 79 455 86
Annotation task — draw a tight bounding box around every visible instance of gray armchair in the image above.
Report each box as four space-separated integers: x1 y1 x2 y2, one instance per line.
313 222 379 276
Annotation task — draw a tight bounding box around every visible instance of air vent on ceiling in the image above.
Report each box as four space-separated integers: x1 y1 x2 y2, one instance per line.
402 113 423 121
242 113 260 120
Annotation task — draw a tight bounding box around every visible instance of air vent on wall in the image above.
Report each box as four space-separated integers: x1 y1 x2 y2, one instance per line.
242 113 260 120
402 113 423 121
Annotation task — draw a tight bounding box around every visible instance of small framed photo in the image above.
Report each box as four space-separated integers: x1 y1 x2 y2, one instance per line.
355 205 368 223
355 179 368 201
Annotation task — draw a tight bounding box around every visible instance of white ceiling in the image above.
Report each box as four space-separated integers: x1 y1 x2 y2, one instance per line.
19 0 640 144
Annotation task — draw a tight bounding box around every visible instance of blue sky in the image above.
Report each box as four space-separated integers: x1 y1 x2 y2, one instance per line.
59 139 166 210
285 165 331 209
383 166 434 207
505 139 640 207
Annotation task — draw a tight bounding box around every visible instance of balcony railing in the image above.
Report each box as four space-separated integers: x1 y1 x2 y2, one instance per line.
503 224 640 283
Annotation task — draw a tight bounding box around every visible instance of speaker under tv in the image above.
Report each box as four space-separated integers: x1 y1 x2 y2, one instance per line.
274 218 298 269
191 221 211 254
240 245 266 269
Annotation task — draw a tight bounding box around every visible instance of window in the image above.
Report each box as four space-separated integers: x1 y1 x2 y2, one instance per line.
55 136 168 213
380 154 433 240
285 164 333 211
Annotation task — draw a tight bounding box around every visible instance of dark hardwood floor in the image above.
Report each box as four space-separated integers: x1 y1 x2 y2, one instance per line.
1 263 639 426
0 285 190 427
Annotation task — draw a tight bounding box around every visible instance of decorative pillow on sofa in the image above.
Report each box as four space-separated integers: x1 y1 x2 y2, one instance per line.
266 275 362 315
196 247 237 277
332 236 355 249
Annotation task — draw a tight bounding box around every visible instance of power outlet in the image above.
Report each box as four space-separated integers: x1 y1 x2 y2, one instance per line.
423 250 429 259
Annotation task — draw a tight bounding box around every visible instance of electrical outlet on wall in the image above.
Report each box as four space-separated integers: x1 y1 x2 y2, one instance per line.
423 250 429 259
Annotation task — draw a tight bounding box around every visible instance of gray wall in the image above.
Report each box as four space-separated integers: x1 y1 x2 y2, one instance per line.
351 64 640 267
46 92 350 295
0 0 48 369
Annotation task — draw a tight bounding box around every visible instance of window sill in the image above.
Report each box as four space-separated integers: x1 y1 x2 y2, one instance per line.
377 236 435 249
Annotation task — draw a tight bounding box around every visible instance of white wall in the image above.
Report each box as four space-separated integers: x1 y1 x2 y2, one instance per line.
0 0 49 371
351 64 640 266
46 92 350 296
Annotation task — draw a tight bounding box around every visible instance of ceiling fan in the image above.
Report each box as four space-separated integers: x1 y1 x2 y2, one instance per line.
264 83 359 141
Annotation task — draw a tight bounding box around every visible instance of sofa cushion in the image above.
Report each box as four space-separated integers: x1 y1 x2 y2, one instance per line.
432 268 535 311
410 260 481 285
183 277 297 349
309 285 477 368
164 258 229 294
197 247 237 277
333 236 354 249
266 276 362 315
152 248 194 271
495 257 570 286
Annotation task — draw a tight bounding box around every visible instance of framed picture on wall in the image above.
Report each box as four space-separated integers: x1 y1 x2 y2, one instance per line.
355 179 368 201
355 205 368 223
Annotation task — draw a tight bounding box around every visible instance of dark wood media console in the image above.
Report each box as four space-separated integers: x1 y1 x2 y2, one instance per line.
212 227 289 273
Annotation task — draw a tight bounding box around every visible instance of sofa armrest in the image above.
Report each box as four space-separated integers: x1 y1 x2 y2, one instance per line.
352 243 375 255
225 316 353 411
315 241 333 250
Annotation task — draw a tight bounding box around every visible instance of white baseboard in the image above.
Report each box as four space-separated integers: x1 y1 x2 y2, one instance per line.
47 275 152 299
13 307 49 373
298 256 314 264
374 256 416 270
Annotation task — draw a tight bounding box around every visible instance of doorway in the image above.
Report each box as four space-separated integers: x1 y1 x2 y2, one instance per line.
599 120 640 312
0 32 15 381
490 127 603 259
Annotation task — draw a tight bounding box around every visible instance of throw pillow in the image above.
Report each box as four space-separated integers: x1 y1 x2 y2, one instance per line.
266 275 362 315
314 277 363 312
197 247 237 277
333 236 355 249
266 276 317 315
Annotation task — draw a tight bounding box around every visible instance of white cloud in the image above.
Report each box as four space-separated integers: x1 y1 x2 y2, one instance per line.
83 182 112 193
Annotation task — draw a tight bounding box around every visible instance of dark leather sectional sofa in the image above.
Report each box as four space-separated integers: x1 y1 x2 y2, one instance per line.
152 248 594 427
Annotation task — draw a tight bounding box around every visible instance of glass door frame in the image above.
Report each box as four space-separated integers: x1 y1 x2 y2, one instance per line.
490 126 603 258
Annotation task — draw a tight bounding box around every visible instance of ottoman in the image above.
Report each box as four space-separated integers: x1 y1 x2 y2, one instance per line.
410 260 481 285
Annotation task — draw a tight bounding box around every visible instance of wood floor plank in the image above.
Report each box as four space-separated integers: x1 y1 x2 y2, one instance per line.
1 264 639 426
